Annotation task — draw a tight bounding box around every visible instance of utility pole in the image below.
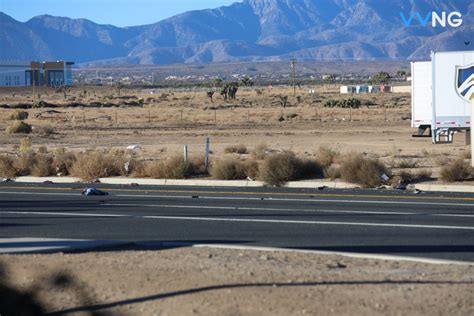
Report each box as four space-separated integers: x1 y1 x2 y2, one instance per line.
291 58 297 97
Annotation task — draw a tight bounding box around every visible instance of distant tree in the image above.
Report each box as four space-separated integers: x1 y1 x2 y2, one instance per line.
115 82 123 96
370 72 391 85
279 95 289 108
324 74 337 86
213 77 223 88
240 76 254 87
396 70 407 81
207 91 215 103
220 82 239 101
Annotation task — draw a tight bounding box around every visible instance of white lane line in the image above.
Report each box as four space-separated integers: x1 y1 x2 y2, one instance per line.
104 203 415 215
1 190 474 208
117 194 474 208
141 215 474 230
2 211 126 218
3 210 474 230
105 203 474 219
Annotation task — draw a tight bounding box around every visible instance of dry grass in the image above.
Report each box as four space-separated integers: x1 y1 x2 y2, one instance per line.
6 121 32 134
323 165 341 179
0 154 18 178
8 110 29 120
251 143 269 160
31 154 54 177
440 159 472 182
33 125 55 137
52 150 77 176
259 151 322 186
14 152 36 176
317 146 340 168
211 158 247 180
224 144 248 154
70 150 126 181
340 153 388 188
144 155 194 179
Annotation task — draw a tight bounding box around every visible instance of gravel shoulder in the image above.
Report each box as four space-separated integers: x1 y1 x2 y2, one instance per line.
1 247 473 315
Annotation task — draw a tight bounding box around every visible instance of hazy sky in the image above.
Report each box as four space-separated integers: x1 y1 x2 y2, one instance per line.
0 0 240 27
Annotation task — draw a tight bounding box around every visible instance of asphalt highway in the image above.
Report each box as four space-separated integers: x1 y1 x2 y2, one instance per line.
1 183 473 261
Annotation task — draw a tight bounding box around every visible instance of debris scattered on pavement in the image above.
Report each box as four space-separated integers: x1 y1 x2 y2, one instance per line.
82 188 109 196
327 262 347 269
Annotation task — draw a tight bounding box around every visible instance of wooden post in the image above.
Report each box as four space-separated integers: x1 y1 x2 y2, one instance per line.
205 138 210 171
148 107 151 123
384 104 387 121
184 145 188 163
247 109 250 122
115 109 118 125
214 110 217 124
349 106 352 123
83 111 86 124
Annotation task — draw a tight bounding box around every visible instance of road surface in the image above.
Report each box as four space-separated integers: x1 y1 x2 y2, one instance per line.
1 183 473 261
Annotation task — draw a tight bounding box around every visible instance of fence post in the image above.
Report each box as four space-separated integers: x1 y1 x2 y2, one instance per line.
184 145 188 163
205 138 210 171
148 107 151 123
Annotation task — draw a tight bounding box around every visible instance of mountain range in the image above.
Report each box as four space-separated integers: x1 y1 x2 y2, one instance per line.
1 0 473 65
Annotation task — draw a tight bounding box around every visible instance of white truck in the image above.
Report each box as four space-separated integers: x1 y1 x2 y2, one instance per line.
411 61 432 137
411 50 474 143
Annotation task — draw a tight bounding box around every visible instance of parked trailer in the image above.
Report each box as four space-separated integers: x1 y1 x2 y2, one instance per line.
411 61 432 136
431 51 473 143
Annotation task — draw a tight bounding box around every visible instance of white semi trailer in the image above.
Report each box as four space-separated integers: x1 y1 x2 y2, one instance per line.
411 61 432 136
411 50 474 143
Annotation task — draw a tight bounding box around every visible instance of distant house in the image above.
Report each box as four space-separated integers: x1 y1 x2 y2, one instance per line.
0 61 74 87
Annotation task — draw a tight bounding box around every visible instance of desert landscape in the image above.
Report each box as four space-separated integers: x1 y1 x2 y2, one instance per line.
0 84 472 185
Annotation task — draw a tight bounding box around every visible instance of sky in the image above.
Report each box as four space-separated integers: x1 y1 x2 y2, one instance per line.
0 0 240 27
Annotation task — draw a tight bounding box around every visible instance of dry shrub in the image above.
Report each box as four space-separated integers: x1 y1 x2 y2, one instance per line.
19 137 32 154
9 110 29 120
340 153 388 188
31 154 54 177
70 150 126 181
252 143 269 160
260 151 322 186
6 121 32 134
318 146 340 168
323 165 341 179
243 160 259 179
144 155 193 179
415 169 432 180
224 144 248 154
462 151 472 159
14 152 36 176
440 159 472 182
395 158 419 169
0 155 18 178
190 156 207 175
34 125 55 137
211 158 247 180
52 151 76 176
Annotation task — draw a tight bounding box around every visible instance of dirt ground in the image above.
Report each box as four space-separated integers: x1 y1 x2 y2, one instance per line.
1 247 473 315
0 85 471 181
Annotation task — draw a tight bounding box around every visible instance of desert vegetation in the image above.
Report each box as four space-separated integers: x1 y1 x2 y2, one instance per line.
0 84 471 186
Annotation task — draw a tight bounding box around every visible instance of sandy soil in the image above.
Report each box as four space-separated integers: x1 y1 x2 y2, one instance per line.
0 86 471 181
1 247 473 315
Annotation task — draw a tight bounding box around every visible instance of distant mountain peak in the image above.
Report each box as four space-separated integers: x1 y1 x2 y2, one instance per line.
0 0 472 65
